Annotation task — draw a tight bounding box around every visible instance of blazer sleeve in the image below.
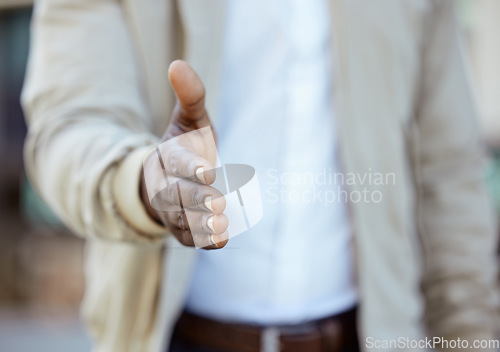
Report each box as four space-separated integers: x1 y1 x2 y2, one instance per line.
415 0 499 343
22 0 168 243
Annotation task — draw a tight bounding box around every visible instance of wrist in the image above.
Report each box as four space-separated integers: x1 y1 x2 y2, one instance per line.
140 170 163 224
112 146 167 236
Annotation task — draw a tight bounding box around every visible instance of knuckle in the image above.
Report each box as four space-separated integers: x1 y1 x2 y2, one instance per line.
191 187 204 207
197 214 208 231
167 147 186 175
166 183 179 204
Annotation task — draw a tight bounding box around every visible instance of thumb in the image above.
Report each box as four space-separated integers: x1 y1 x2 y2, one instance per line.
168 60 209 128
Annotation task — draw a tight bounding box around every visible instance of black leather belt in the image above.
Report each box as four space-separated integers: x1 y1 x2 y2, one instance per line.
170 306 359 352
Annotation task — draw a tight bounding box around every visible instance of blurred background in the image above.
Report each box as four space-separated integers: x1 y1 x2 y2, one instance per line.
0 1 499 351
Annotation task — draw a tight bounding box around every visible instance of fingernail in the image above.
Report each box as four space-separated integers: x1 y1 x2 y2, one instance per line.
207 216 215 232
195 167 205 183
204 196 213 211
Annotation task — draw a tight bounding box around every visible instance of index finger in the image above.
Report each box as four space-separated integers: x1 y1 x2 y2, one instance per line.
157 141 216 185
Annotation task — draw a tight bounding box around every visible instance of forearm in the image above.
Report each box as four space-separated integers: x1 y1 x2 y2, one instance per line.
23 0 167 243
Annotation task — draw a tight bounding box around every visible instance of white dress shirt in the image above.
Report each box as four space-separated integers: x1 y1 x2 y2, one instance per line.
184 0 357 325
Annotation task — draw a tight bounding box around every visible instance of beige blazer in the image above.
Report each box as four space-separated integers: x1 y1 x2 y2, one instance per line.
22 0 498 351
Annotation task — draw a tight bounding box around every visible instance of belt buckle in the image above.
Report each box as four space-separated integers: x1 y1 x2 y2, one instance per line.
261 326 280 352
